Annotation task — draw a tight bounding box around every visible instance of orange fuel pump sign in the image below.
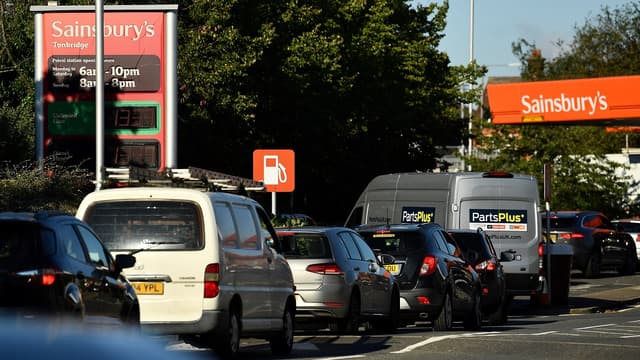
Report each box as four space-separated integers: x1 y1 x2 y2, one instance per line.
487 75 640 125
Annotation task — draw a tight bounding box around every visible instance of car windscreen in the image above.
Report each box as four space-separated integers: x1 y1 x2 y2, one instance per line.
0 222 53 269
85 201 204 251
279 234 331 259
359 231 423 255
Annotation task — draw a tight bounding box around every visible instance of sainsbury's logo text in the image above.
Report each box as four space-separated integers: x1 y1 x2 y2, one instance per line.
521 91 608 116
50 20 155 41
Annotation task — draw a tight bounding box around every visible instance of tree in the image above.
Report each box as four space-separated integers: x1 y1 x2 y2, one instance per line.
471 2 640 218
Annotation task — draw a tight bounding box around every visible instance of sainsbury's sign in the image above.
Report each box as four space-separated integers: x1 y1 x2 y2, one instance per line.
487 75 640 124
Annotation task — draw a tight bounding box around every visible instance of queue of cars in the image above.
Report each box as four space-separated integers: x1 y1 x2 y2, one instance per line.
3 174 639 358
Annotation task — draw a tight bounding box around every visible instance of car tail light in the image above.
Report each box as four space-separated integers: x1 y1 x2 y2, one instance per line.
636 234 640 243
561 232 584 240
306 263 343 275
419 256 437 276
15 268 58 286
416 296 430 304
475 260 497 271
204 263 220 298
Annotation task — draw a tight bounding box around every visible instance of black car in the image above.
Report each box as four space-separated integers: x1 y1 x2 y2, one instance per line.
356 223 482 331
0 211 139 326
448 228 508 325
542 211 637 278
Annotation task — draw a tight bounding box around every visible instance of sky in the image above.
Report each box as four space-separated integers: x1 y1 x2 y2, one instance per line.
416 1 631 78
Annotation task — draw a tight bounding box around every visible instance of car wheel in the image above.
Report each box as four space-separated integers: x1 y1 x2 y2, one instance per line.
463 291 482 330
269 304 294 355
584 253 601 278
619 252 638 275
371 287 400 332
214 308 241 358
487 295 508 326
433 291 452 331
333 292 361 334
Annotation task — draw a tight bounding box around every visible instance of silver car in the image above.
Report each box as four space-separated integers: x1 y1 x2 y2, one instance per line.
277 226 400 333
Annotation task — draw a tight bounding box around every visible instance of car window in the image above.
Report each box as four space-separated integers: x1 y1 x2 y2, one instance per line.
279 234 331 258
338 232 362 260
437 230 460 257
215 202 238 249
349 232 377 262
616 222 640 233
432 231 450 253
76 225 111 268
0 223 50 268
58 224 87 262
547 216 576 229
86 201 203 251
359 230 423 255
233 204 260 250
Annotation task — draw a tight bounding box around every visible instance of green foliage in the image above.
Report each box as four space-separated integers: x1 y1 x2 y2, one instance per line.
0 156 94 213
474 2 640 218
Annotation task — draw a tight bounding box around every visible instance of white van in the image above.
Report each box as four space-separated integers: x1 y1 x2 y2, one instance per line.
76 187 295 357
346 171 543 302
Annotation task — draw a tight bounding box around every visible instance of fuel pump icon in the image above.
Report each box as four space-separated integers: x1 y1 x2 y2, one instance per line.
263 155 288 185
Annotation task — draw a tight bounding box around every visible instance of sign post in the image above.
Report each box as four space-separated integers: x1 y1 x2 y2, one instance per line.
253 149 295 215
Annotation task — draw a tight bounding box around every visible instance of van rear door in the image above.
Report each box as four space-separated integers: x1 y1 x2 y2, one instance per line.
82 196 211 324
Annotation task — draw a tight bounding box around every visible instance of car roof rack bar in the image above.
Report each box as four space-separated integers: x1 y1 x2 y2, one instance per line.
103 166 265 194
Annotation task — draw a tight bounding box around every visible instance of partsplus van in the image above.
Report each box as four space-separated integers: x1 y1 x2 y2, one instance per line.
346 171 543 301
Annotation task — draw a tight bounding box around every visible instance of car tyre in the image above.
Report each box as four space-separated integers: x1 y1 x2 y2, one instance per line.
371 288 400 332
463 291 482 330
269 304 294 355
584 253 601 278
433 291 453 331
487 295 508 326
619 252 638 275
214 308 241 358
332 292 361 334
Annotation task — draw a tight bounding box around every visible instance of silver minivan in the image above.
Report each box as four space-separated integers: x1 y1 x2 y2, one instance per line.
76 187 295 358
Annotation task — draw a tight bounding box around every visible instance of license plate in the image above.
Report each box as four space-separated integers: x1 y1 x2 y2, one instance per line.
132 282 164 295
550 234 557 243
384 264 400 274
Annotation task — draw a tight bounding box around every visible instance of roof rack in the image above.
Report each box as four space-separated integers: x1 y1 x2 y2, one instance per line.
103 166 265 194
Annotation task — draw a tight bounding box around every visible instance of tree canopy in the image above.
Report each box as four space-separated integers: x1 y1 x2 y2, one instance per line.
0 0 480 221
470 2 640 218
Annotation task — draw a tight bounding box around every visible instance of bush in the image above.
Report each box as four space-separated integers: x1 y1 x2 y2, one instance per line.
0 155 95 213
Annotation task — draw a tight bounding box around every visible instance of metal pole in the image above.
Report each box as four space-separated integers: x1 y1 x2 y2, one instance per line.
271 192 277 216
467 0 475 165
95 1 104 190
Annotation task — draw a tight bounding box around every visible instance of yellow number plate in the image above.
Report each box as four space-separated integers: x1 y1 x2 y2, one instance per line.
132 282 164 295
384 264 400 274
550 234 557 243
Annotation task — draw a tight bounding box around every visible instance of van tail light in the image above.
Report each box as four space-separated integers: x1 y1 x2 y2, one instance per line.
538 242 544 257
204 263 220 298
475 260 497 272
419 256 437 276
306 263 343 275
15 268 58 286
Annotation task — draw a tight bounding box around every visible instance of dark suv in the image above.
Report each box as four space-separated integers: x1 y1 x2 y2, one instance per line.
448 228 508 325
0 211 139 325
356 223 481 331
542 211 637 278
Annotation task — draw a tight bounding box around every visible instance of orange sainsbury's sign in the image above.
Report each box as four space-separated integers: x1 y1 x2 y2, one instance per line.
486 75 640 125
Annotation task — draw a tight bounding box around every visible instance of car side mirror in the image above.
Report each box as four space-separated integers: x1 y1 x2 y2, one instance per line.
500 250 516 262
377 253 396 265
115 254 136 272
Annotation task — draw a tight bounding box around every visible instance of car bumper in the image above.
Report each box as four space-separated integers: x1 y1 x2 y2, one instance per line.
140 310 225 335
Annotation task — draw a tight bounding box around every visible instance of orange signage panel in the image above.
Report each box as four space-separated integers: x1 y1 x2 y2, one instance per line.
253 149 295 192
487 75 640 124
